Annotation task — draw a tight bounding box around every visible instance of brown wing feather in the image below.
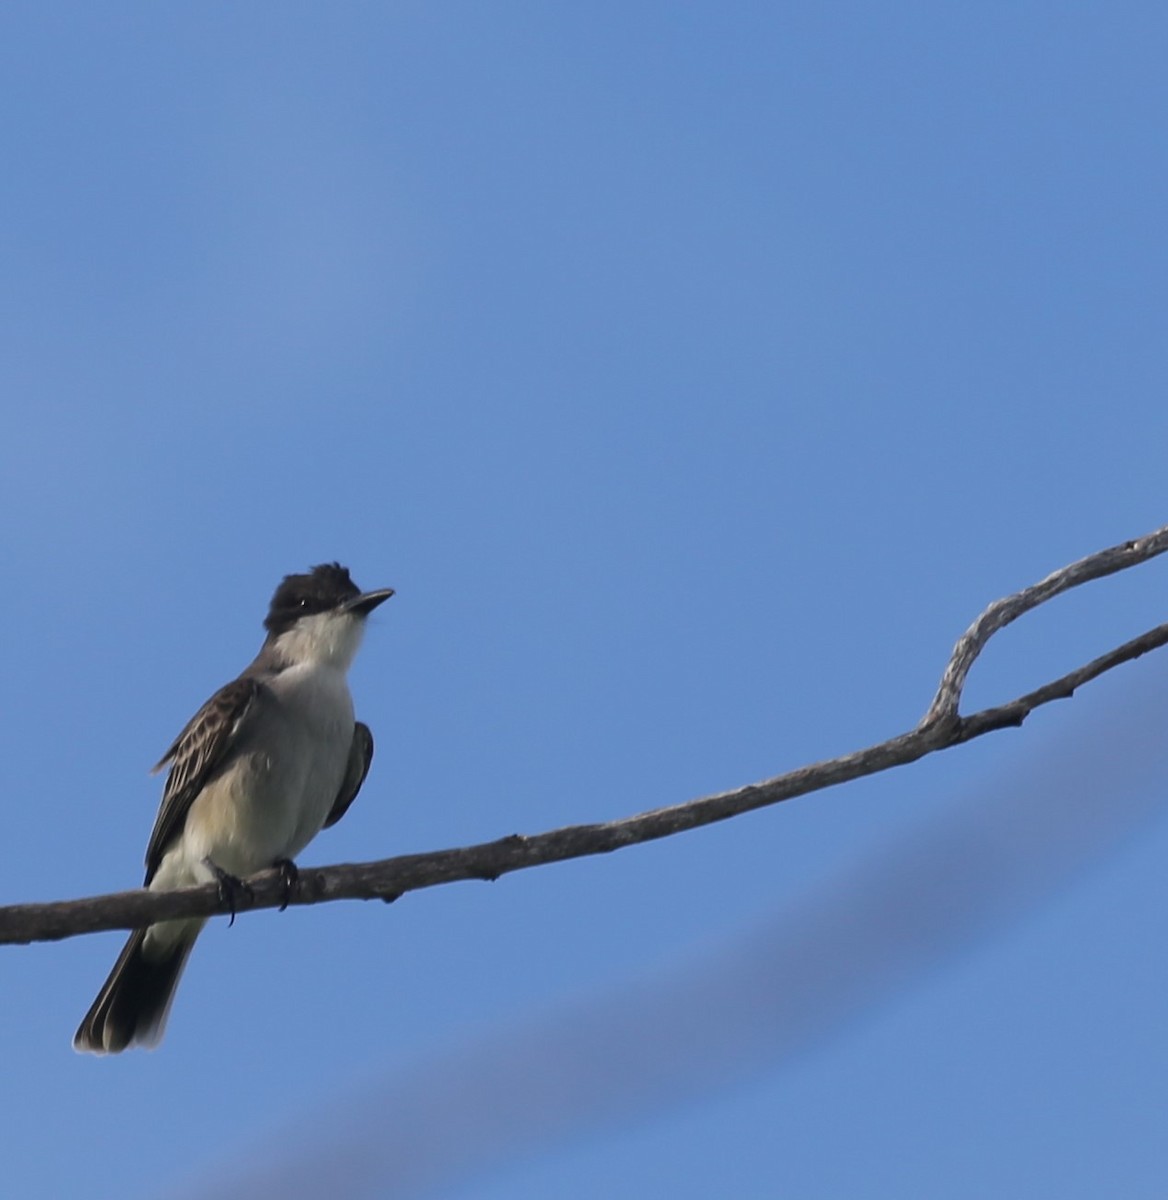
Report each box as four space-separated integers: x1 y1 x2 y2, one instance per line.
144 676 264 882
323 721 374 830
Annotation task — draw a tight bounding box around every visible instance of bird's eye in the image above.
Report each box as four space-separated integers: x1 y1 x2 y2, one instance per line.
299 598 311 608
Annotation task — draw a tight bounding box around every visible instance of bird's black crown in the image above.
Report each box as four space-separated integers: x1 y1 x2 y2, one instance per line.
264 563 362 634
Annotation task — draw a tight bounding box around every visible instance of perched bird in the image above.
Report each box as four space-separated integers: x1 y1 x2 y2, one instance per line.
74 563 393 1054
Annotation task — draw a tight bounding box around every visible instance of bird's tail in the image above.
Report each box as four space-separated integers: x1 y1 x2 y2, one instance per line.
73 920 203 1054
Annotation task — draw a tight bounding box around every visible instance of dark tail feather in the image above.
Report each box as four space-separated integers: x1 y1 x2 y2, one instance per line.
73 925 199 1054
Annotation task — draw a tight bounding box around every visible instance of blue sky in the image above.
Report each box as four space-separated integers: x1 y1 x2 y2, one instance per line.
3 4 1168 1197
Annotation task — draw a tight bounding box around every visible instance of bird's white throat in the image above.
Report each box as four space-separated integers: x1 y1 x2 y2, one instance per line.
270 610 367 672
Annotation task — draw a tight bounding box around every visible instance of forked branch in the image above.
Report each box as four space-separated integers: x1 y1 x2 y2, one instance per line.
4 524 1168 947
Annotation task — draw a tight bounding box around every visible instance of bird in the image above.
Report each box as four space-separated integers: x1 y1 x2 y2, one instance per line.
74 563 393 1054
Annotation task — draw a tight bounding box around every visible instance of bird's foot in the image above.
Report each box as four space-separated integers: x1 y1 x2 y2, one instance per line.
204 858 254 927
273 858 299 912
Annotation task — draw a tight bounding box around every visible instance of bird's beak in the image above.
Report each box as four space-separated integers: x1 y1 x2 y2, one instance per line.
343 587 395 616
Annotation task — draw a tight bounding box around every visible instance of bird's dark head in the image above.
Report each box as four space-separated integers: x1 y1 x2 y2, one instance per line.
263 564 394 665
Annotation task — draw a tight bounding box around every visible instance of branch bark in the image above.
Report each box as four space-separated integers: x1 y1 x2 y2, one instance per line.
6 525 1168 948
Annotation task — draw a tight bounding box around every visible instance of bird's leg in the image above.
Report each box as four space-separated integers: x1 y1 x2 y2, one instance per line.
273 858 299 912
204 858 255 927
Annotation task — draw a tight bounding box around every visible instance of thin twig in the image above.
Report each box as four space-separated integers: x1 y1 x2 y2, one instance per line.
921 526 1168 727
4 524 1168 948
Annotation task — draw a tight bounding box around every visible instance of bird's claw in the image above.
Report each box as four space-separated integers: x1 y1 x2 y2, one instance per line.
274 858 299 912
205 858 254 927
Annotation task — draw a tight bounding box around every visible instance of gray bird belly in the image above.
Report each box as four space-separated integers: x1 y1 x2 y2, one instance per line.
188 691 353 877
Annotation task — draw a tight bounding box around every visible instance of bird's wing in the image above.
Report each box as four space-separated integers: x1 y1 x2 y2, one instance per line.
144 676 266 883
322 721 374 830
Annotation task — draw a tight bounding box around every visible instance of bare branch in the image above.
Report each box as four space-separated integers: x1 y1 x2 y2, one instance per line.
5 523 1168 948
921 525 1168 727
